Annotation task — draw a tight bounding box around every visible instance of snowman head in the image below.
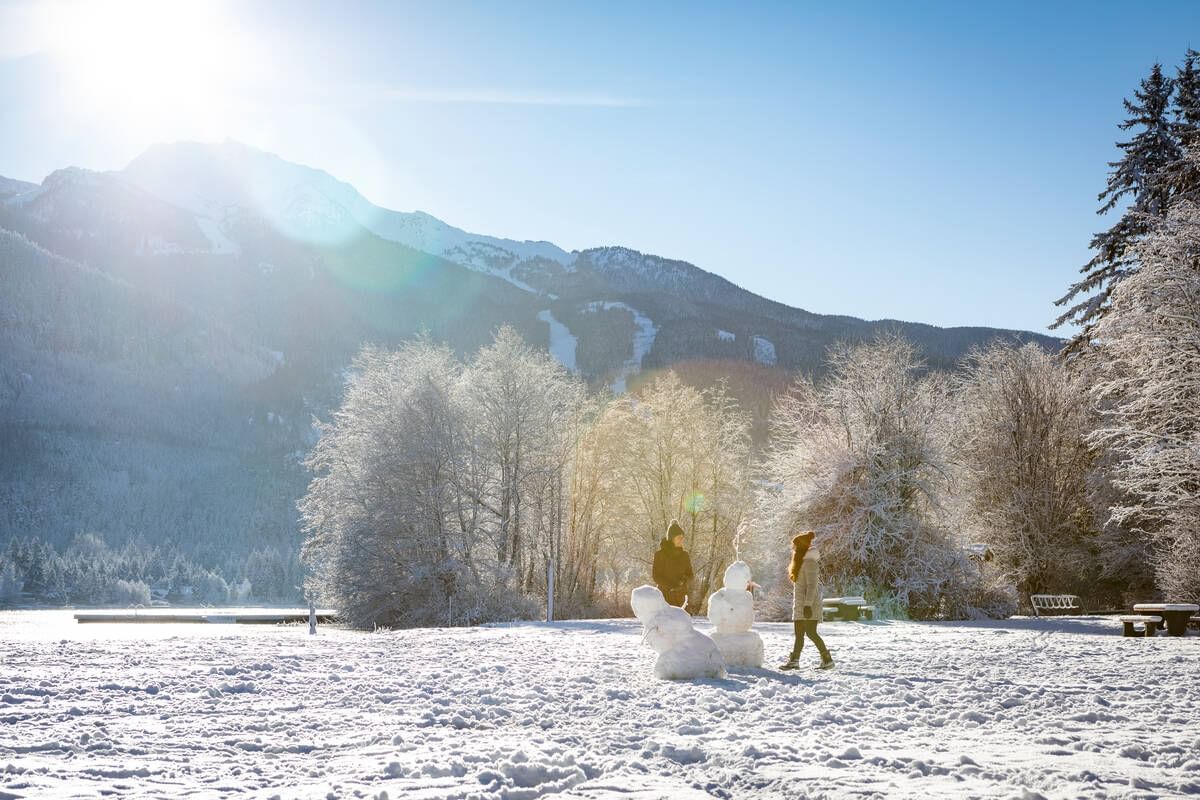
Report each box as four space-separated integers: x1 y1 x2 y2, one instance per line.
723 561 752 592
630 585 668 623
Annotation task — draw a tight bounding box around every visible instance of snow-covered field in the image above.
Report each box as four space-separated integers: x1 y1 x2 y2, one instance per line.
2 611 1198 799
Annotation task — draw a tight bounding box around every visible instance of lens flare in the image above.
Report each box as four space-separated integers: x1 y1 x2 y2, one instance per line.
684 491 707 515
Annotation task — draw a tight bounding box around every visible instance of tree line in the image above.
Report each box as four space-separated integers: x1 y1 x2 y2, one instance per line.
298 329 757 627
0 533 301 606
303 296 1193 629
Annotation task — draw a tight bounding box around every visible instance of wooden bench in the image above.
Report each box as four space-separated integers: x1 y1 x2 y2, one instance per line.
1030 594 1082 617
1118 615 1162 637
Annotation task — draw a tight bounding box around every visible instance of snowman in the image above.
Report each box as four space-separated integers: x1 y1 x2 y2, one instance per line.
630 585 726 680
705 561 763 667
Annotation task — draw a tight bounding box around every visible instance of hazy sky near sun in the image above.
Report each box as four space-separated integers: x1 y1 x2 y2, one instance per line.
3 0 1200 334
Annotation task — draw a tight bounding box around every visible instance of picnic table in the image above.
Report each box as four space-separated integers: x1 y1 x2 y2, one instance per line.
823 596 874 621
1132 603 1199 637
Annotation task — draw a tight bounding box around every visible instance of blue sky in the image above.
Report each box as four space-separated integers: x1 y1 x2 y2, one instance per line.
2 1 1199 334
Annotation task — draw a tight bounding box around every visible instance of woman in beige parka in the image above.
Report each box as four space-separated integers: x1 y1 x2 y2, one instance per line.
779 531 834 670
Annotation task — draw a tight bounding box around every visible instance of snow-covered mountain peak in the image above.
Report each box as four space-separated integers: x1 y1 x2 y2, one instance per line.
120 140 575 282
121 140 369 247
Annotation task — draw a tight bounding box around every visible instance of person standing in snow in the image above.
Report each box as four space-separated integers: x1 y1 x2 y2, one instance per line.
779 531 834 670
652 520 694 609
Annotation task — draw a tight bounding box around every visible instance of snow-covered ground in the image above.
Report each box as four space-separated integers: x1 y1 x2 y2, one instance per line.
2 611 1198 799
752 336 777 366
582 302 657 393
538 310 578 373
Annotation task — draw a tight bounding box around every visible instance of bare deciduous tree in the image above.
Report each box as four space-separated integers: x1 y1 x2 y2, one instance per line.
568 372 752 613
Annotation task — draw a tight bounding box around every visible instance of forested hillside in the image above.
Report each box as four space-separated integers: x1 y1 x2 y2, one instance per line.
0 229 302 602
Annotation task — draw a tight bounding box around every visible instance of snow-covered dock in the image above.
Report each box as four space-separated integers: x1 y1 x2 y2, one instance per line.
73 608 337 624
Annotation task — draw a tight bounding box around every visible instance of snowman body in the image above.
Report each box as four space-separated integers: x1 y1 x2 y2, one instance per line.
706 561 764 667
630 585 726 680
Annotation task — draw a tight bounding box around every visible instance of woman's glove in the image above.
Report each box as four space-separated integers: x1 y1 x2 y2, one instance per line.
803 606 812 618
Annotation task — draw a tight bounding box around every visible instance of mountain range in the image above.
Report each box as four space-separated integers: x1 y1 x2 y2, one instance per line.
0 140 1058 583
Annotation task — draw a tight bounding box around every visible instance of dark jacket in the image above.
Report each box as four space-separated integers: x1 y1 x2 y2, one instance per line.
652 538 694 592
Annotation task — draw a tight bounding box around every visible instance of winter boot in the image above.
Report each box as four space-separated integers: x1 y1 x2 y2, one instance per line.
778 654 800 670
817 655 835 670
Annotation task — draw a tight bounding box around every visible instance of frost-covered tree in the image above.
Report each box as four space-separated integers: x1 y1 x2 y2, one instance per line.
1081 449 1156 604
535 392 606 618
692 380 755 597
1056 63 1180 346
300 329 588 628
569 372 752 612
469 327 593 615
1085 200 1200 602
459 327 586 592
757 335 983 618
953 343 1097 602
300 337 479 628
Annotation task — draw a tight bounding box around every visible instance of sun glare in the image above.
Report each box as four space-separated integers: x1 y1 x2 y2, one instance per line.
39 0 254 140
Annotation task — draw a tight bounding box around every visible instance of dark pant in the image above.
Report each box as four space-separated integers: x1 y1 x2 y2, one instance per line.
659 585 687 608
790 620 830 660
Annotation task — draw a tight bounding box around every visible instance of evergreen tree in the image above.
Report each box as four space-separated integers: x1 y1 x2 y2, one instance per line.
23 538 50 598
1174 50 1200 144
0 559 21 603
1160 50 1200 205
1055 63 1180 346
